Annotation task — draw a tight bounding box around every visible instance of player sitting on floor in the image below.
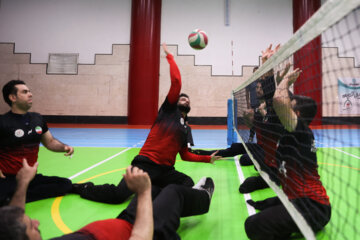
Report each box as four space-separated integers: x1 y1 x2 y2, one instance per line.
0 80 77 207
72 43 221 204
244 67 331 240
0 161 215 240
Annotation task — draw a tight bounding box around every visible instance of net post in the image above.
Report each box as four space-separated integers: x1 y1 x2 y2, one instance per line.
227 96 237 146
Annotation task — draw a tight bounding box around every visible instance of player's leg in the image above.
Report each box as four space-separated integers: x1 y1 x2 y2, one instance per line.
26 174 73 202
244 201 298 240
292 198 331 232
117 179 214 240
152 179 214 240
0 176 16 206
153 167 194 187
117 185 163 224
73 179 133 204
73 155 165 203
248 127 256 142
239 176 268 193
188 148 217 156
239 154 253 166
238 146 266 193
216 143 246 157
246 196 281 211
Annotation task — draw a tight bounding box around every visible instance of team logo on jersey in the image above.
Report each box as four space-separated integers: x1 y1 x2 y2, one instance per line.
279 161 287 178
35 126 42 134
311 140 317 153
14 129 24 138
180 117 184 125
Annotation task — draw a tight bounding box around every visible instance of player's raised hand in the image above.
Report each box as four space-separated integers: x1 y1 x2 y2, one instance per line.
274 43 281 53
284 68 302 87
276 63 291 85
123 166 151 194
258 102 267 117
162 43 172 56
261 43 281 63
16 159 38 185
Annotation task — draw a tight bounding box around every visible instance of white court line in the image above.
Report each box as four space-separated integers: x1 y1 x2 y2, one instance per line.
332 147 360 160
316 141 360 160
69 147 132 180
234 155 256 216
68 139 146 180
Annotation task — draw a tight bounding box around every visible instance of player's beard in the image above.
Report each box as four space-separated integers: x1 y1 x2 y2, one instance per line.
178 105 191 114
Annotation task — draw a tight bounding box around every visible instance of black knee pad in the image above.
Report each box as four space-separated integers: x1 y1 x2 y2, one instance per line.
240 154 254 166
182 177 194 187
239 176 268 193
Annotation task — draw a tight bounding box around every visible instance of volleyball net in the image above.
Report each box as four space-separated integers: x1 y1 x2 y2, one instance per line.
229 0 360 239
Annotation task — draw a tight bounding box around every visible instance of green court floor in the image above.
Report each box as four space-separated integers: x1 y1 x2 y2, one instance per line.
26 146 359 239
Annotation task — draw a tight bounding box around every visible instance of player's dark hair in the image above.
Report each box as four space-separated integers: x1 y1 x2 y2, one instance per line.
179 93 189 99
291 95 317 125
2 80 26 106
0 206 29 240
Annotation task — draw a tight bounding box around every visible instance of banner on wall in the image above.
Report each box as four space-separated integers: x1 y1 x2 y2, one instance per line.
338 78 360 115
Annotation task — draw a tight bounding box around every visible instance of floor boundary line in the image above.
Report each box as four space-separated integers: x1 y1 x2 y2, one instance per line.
69 147 132 180
316 141 360 160
234 155 256 216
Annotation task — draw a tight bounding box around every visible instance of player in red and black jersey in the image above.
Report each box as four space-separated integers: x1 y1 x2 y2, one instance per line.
0 80 76 206
245 68 331 240
73 43 221 204
0 161 215 240
207 45 285 193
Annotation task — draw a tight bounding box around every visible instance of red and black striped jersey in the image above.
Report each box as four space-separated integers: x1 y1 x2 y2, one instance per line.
0 111 48 175
276 119 330 205
139 54 210 166
51 218 133 240
259 107 284 168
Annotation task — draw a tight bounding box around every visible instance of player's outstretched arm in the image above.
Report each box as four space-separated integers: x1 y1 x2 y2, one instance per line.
41 131 74 156
243 109 255 128
260 43 280 78
273 68 301 132
9 159 38 209
180 148 222 164
210 151 222 164
261 43 280 64
162 42 172 56
162 42 181 104
123 166 153 240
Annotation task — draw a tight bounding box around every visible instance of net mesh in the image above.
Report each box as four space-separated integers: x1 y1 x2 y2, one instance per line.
231 1 360 239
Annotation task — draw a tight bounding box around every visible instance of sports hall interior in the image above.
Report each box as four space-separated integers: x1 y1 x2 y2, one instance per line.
0 0 359 239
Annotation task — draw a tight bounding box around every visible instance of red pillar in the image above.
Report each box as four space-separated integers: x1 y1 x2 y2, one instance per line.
293 0 322 125
128 0 162 125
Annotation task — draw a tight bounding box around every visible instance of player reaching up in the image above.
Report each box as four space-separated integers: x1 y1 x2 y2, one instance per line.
73 43 221 203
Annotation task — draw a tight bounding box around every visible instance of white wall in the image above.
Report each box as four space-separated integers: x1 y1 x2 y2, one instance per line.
0 0 293 75
1 0 359 118
0 0 132 63
162 0 293 75
322 7 360 66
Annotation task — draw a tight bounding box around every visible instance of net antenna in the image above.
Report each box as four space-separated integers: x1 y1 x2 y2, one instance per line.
231 0 360 239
